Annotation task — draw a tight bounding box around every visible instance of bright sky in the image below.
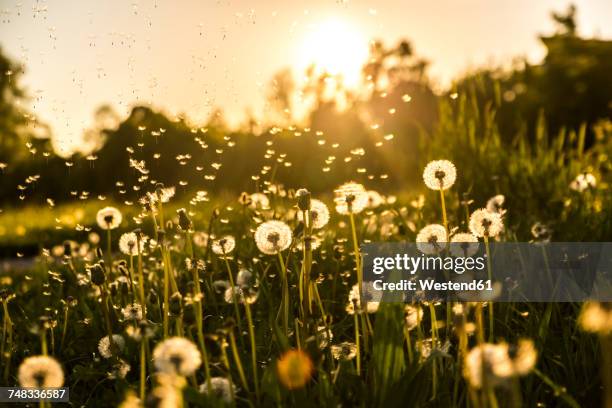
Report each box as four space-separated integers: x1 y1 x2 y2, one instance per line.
1 0 611 155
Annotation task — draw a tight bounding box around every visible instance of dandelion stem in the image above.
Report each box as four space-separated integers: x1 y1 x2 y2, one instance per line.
353 309 361 375
277 252 290 336
244 301 260 401
140 337 146 401
439 188 449 236
223 256 244 335
136 236 146 317
483 235 494 341
228 330 250 393
2 300 14 383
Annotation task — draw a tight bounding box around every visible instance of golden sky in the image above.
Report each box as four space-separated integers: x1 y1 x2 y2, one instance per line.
1 0 611 154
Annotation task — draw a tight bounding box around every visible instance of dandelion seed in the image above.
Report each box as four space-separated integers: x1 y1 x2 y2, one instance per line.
212 235 236 255
18 356 64 388
331 342 358 360
254 220 292 255
423 160 456 191
334 182 368 215
153 337 201 376
463 343 514 388
530 222 551 243
469 209 503 238
96 206 122 230
416 224 447 255
249 192 270 209
276 349 314 390
199 377 237 403
450 232 480 257
511 339 537 375
366 190 384 208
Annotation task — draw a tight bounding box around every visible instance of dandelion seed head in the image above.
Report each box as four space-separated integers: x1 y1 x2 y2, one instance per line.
297 199 329 229
121 303 143 321
423 160 456 190
199 377 237 403
334 182 368 215
486 195 506 215
98 334 126 359
119 232 144 256
469 209 503 238
18 356 64 388
212 235 236 255
96 206 122 230
463 343 513 388
416 224 447 255
153 337 201 376
450 232 480 257
570 172 597 192
255 220 292 255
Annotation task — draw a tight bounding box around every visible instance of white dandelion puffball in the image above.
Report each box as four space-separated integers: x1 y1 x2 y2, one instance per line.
486 195 506 214
463 343 514 389
334 182 368 215
297 199 330 229
450 232 480 257
200 377 237 404
121 303 143 321
153 337 202 376
423 160 457 191
416 224 447 255
119 232 144 256
18 356 64 388
212 235 236 255
98 334 126 359
249 192 270 209
96 206 122 230
255 220 292 255
346 283 380 314
469 209 504 238
156 186 176 203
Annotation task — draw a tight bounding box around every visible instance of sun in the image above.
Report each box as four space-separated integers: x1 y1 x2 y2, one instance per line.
297 18 369 87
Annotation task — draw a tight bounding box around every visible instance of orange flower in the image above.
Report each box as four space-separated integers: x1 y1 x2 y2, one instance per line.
276 349 314 389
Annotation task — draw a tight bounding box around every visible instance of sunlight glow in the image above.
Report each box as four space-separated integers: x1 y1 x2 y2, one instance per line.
297 18 369 87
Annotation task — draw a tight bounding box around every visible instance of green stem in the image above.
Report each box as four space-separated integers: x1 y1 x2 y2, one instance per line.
277 252 289 336
223 256 244 334
484 236 494 341
244 301 260 401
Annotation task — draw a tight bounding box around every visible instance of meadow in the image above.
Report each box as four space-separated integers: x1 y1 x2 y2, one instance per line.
1 91 611 407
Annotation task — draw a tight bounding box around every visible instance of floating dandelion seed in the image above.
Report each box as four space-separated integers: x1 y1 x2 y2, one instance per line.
199 377 237 404
297 199 330 229
450 232 480 257
249 192 270 209
212 235 236 255
366 190 384 208
18 356 64 388
255 220 292 255
469 209 503 238
96 206 122 230
334 182 368 215
98 334 126 359
153 337 201 376
416 224 447 255
276 349 314 390
423 160 456 191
